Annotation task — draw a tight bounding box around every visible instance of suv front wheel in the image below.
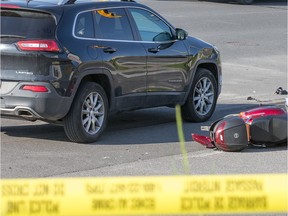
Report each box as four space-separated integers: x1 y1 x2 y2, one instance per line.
181 68 217 122
64 82 108 143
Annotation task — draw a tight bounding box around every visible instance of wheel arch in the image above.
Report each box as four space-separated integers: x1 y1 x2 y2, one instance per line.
184 61 220 103
79 74 112 108
197 62 219 87
67 68 114 116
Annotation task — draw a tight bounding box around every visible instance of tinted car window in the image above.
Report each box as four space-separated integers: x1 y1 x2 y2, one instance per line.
129 8 173 42
74 11 95 38
0 10 56 39
94 8 134 41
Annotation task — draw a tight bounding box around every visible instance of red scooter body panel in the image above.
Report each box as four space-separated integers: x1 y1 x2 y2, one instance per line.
191 134 214 148
240 106 286 123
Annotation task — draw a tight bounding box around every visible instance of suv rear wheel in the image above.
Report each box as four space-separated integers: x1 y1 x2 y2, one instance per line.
181 68 217 122
64 82 108 143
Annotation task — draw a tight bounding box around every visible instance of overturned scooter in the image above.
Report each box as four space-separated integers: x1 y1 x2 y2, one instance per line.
192 106 287 152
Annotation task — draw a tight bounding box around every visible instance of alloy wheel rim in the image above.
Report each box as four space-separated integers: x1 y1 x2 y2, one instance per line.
81 92 105 135
193 77 214 116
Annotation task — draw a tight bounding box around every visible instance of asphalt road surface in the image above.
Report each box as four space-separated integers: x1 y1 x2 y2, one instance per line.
1 0 287 179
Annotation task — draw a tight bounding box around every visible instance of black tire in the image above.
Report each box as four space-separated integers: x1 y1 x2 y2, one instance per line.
181 68 217 122
237 0 254 4
64 82 108 143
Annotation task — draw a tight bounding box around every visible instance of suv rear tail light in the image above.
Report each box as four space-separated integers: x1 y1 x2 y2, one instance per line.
0 4 20 8
17 40 60 52
21 85 49 92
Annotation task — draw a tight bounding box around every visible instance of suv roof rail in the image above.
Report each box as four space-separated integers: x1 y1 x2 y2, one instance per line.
64 0 135 5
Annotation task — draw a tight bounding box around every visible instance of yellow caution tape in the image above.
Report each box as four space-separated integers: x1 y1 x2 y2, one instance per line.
1 174 287 216
175 104 189 174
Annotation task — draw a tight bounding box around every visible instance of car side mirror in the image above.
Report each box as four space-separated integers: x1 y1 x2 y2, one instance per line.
176 28 188 40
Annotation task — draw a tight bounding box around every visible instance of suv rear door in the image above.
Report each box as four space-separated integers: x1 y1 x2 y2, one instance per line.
87 8 147 110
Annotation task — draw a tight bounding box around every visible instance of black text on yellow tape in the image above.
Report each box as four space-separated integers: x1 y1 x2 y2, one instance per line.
1 174 287 216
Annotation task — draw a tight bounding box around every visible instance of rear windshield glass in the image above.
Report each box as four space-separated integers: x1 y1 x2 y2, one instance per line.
0 9 56 39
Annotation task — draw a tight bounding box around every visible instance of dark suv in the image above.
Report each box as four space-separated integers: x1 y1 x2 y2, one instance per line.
0 0 222 143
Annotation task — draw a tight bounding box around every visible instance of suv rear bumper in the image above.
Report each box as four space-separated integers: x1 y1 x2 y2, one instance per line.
0 82 71 121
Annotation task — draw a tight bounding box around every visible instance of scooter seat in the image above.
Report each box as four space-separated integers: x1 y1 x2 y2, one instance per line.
250 114 287 146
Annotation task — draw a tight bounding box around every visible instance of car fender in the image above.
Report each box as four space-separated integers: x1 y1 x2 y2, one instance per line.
65 67 115 111
183 58 220 103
